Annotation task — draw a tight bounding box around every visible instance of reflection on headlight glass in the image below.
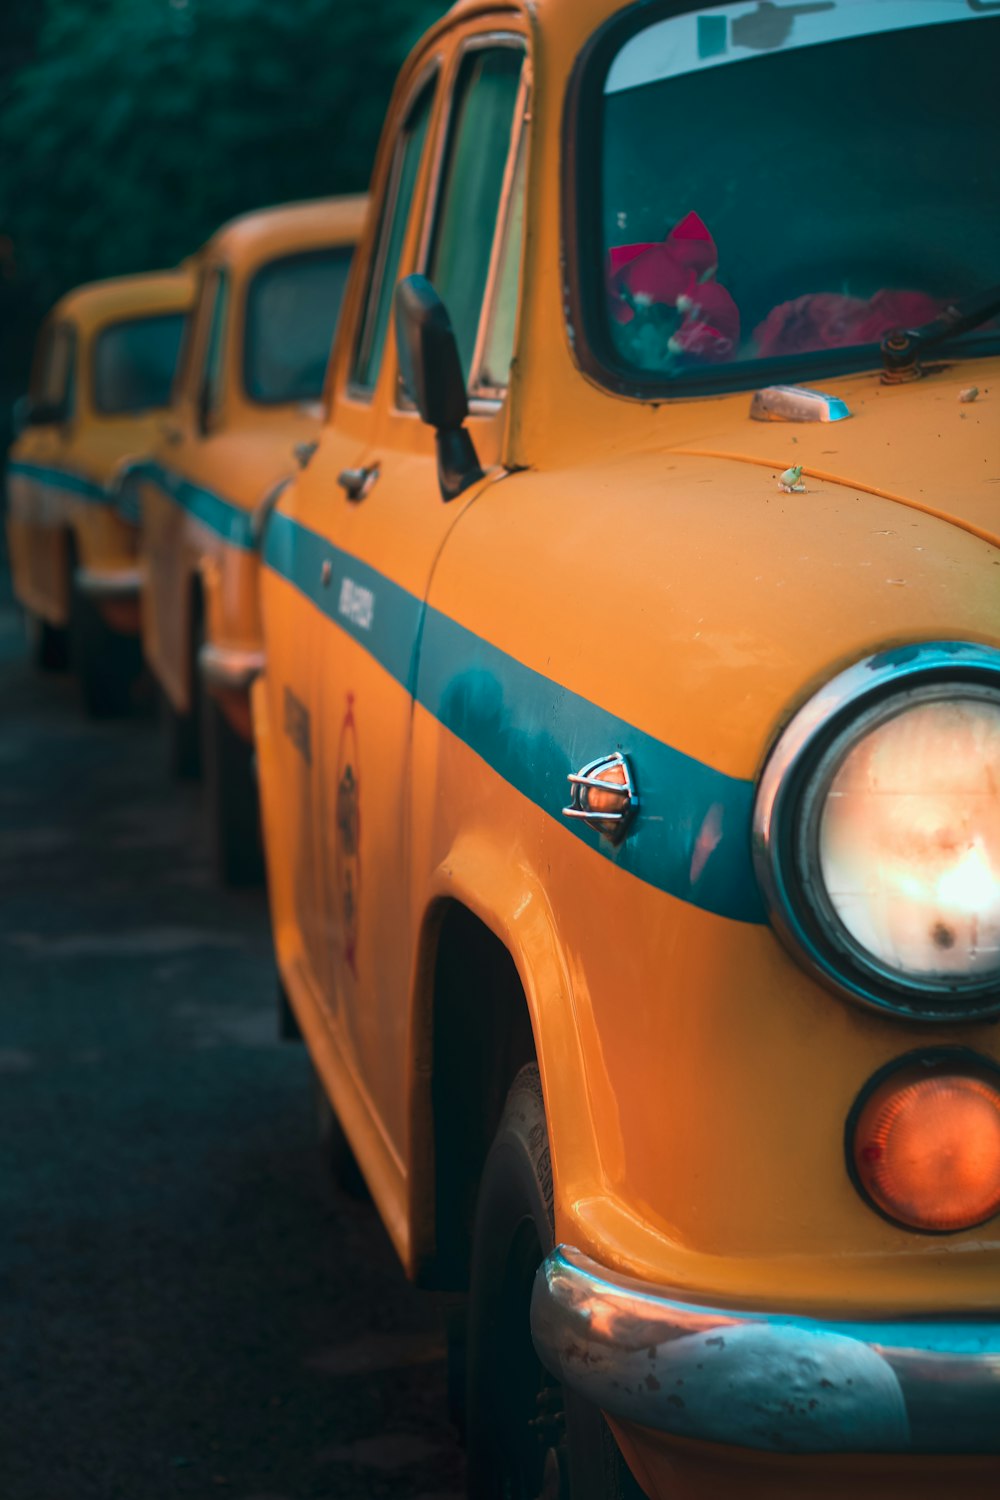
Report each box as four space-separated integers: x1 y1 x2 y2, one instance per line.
819 699 1000 980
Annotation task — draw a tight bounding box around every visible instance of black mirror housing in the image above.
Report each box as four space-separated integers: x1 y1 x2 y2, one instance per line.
26 397 68 428
395 274 467 429
394 274 483 502
11 396 30 438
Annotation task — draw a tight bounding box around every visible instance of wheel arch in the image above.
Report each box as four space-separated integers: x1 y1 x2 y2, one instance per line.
407 842 591 1289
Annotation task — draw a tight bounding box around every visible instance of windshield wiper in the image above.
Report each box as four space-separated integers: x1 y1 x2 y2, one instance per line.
881 283 1000 380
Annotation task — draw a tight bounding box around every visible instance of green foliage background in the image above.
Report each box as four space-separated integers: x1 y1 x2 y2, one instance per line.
0 0 446 406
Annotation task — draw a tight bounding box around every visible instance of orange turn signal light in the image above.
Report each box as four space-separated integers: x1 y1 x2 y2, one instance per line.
852 1061 1000 1232
584 760 628 815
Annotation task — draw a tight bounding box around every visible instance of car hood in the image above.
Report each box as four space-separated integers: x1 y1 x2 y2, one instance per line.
664 357 1000 547
440 355 999 788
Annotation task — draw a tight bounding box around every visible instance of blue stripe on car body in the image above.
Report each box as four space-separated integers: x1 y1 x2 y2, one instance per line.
139 461 256 550
263 508 763 925
7 460 107 503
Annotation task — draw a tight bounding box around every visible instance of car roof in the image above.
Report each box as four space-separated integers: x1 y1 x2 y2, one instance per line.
50 267 196 335
441 0 615 33
201 195 369 269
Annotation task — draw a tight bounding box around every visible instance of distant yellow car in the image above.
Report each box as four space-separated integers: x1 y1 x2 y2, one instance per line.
253 2 1000 1496
133 197 366 883
6 268 193 713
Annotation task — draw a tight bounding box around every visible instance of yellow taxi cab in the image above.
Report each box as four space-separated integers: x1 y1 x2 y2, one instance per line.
132 196 366 883
6 268 193 714
252 2 1000 1494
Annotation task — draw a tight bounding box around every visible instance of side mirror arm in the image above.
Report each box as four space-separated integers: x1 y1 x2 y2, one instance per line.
196 382 213 437
436 425 484 504
25 397 68 428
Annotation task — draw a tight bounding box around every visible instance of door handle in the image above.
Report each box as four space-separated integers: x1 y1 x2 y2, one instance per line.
337 463 379 502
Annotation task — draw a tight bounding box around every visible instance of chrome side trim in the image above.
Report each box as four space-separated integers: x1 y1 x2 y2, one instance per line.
752 640 1000 1022
562 751 637 843
75 566 143 601
531 1245 1000 1455
198 642 265 692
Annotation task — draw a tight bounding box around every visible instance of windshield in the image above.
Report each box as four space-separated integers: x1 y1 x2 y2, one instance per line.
592 1 1000 389
92 313 185 414
243 248 353 404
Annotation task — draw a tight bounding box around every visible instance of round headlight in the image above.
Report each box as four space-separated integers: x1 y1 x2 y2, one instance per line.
754 643 1000 1020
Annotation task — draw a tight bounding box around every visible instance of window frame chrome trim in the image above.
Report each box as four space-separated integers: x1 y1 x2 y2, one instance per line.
399 30 528 412
752 639 1000 1022
466 59 531 397
347 60 441 402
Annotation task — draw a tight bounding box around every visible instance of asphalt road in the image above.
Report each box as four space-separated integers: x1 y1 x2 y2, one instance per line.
0 562 465 1500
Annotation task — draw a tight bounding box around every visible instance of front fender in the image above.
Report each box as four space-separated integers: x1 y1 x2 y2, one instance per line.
407 830 606 1272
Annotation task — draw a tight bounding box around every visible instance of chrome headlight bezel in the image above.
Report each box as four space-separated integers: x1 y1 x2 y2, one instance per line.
753 641 1000 1022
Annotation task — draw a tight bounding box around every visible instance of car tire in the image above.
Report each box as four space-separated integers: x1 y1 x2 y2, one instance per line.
160 613 202 779
277 979 301 1041
202 690 264 886
312 1067 370 1200
69 571 139 718
464 1064 643 1500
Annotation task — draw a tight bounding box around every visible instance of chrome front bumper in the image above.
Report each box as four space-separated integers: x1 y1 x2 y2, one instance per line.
75 566 143 601
531 1246 1000 1455
198 641 265 692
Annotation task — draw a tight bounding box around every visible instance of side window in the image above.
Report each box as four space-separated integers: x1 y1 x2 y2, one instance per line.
244 248 353 405
425 44 526 390
351 76 436 393
198 269 229 425
92 314 185 415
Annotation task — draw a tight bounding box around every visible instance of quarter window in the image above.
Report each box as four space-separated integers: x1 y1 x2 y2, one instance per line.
478 126 527 392
352 76 436 392
425 44 526 387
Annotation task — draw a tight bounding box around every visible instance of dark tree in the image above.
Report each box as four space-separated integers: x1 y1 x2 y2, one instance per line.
0 0 444 413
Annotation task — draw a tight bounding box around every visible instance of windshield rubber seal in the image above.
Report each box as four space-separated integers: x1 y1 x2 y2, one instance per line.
561 0 1000 403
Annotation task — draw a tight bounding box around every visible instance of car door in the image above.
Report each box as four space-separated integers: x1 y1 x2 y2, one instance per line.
143 264 228 708
260 64 441 1041
304 24 530 1164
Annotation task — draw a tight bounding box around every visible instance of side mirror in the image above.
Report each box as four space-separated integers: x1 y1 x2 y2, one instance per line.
26 397 69 428
11 396 30 438
394 274 483 502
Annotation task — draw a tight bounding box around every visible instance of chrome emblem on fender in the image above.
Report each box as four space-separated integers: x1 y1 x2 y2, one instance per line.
562 752 637 844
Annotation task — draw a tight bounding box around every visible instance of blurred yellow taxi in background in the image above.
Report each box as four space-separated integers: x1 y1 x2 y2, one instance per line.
133 196 366 883
6 268 193 714
247 1 1000 1495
